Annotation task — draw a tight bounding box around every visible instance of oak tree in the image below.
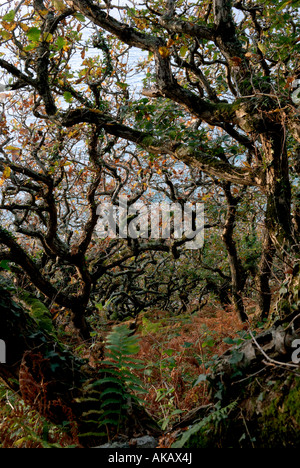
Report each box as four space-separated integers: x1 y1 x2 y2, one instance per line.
0 0 299 445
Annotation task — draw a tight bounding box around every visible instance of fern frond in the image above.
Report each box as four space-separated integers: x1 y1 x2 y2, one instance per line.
98 418 120 426
100 398 124 407
100 388 126 398
79 432 107 438
93 376 123 387
80 324 146 437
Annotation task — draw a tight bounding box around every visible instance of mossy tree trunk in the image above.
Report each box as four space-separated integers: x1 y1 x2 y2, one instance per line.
260 128 293 243
260 127 299 320
222 184 248 322
256 230 276 320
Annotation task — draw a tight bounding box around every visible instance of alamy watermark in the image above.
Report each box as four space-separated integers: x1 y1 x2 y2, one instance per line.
292 339 300 364
291 79 300 105
96 197 204 250
0 340 6 364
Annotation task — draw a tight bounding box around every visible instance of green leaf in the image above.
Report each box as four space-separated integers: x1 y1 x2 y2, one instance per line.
56 36 68 50
27 27 41 42
172 402 238 448
257 42 267 54
194 374 207 386
74 12 86 22
94 366 120 376
0 260 10 271
98 418 119 426
100 409 124 417
276 0 292 10
116 81 129 90
24 43 37 51
223 337 236 345
229 350 244 365
79 431 107 438
183 342 193 348
63 91 73 103
180 45 188 57
2 10 16 22
0 29 12 40
202 339 215 348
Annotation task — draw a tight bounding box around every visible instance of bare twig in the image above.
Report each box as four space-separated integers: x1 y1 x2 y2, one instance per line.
248 329 299 369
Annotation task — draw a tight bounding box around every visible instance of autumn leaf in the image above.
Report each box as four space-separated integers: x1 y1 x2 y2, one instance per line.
180 45 188 57
42 32 53 43
167 38 175 47
257 42 267 55
158 46 171 59
19 23 30 33
230 56 242 67
133 17 148 30
1 21 17 32
56 36 68 50
2 166 11 180
0 29 12 40
6 146 20 156
52 0 67 11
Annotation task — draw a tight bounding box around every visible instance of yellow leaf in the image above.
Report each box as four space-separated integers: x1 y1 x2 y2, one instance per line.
0 29 12 40
2 166 11 179
167 38 175 47
42 32 53 43
19 23 30 32
133 18 147 30
1 21 17 32
6 145 20 152
14 438 27 447
52 0 67 11
158 46 171 59
257 42 267 55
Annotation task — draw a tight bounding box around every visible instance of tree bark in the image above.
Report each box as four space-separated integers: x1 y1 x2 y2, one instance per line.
256 230 275 320
222 185 248 322
261 129 293 247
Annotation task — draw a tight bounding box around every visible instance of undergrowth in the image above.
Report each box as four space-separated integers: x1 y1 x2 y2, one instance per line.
0 302 254 448
0 385 75 448
136 306 248 430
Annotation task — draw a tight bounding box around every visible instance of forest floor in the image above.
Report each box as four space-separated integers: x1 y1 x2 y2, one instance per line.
134 302 259 447
0 298 264 448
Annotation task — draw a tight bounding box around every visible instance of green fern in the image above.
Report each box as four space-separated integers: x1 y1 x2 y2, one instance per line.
172 401 238 448
81 324 147 439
